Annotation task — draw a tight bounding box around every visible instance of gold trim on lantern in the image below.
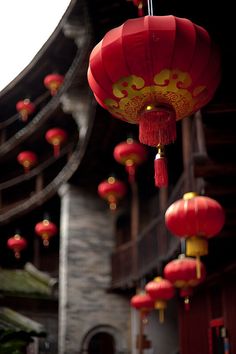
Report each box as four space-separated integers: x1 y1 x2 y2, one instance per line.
183 192 198 200
186 236 208 257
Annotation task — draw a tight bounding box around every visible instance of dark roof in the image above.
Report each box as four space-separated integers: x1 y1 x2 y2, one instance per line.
0 263 57 298
0 307 46 337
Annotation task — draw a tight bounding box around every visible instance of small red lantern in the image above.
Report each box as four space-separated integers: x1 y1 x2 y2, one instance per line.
88 15 220 187
164 255 206 310
130 291 154 324
7 233 27 259
132 0 147 17
165 192 225 278
145 276 175 323
16 99 35 122
113 138 147 183
98 176 126 211
35 219 58 247
17 151 38 173
45 127 67 157
44 73 64 96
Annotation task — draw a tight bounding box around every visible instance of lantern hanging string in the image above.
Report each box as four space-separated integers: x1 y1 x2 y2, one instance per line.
147 0 153 15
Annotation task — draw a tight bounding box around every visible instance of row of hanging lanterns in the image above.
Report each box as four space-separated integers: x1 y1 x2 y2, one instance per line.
130 191 225 321
98 138 147 210
165 192 225 278
88 15 221 188
16 73 64 122
16 127 68 173
7 218 58 259
130 255 206 326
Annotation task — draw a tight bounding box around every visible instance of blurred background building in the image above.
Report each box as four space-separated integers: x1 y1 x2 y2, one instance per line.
0 0 236 353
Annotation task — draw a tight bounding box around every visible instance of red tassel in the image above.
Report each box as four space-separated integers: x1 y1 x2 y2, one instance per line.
138 3 144 16
53 144 60 158
139 107 176 146
154 146 168 187
184 297 190 311
126 164 136 183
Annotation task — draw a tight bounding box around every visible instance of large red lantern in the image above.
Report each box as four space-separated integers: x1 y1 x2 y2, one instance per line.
17 151 38 173
88 15 220 187
44 73 64 96
7 233 27 259
16 99 35 122
145 276 174 323
165 192 225 278
45 127 67 157
113 138 147 183
35 219 58 247
164 255 206 310
98 176 126 211
130 292 154 324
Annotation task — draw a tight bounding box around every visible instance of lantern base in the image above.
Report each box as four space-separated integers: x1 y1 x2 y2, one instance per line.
186 236 208 257
139 106 176 147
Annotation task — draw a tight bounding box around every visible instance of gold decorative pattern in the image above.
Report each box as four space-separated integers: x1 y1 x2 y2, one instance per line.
104 69 208 123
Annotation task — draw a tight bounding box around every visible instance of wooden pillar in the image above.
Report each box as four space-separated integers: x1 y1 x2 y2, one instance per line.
130 180 139 282
181 117 194 192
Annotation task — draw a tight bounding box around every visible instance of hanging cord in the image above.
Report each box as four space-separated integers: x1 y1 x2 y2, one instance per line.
147 0 153 16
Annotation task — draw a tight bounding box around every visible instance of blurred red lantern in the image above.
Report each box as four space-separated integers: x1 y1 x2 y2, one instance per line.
145 276 175 323
113 138 147 183
17 151 38 173
7 233 27 259
44 73 64 96
45 127 67 157
132 0 147 16
130 292 154 324
165 192 225 278
164 255 206 310
88 15 220 187
16 99 35 122
98 176 126 211
35 219 58 247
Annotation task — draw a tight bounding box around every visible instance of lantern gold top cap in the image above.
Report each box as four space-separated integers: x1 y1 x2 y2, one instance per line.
154 276 163 282
183 192 198 200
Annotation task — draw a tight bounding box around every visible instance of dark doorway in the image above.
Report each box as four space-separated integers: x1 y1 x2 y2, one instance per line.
88 332 115 354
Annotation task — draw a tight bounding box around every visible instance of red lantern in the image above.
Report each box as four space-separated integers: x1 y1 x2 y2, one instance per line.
17 151 38 173
165 192 225 278
98 176 126 211
44 73 64 96
16 99 35 122
130 292 154 324
132 0 147 17
88 15 220 187
164 255 206 310
145 276 174 323
35 219 58 247
45 127 67 157
113 138 147 183
7 233 27 259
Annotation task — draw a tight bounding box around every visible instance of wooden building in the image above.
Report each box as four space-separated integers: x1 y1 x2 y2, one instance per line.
0 0 236 353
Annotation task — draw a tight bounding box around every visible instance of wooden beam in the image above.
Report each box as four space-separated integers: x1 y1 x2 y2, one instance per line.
194 159 236 178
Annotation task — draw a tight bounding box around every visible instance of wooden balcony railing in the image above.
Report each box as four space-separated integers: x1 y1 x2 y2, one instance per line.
111 112 208 289
111 175 185 289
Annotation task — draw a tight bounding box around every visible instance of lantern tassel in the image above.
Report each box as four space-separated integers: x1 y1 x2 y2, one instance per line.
184 296 190 311
126 164 136 183
138 3 144 16
159 308 165 323
53 144 60 158
196 255 201 279
154 145 168 187
14 251 21 259
139 108 176 146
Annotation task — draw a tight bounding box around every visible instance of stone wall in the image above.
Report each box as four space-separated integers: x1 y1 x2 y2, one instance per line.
59 184 131 354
